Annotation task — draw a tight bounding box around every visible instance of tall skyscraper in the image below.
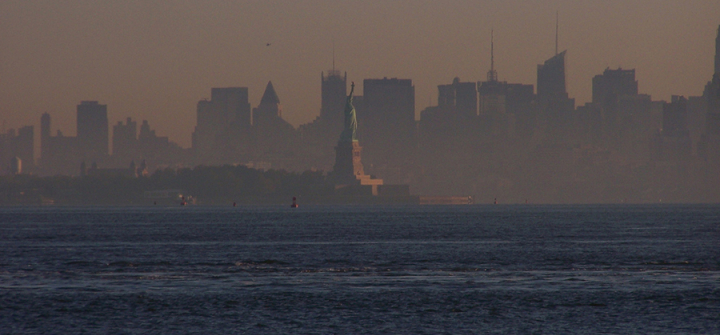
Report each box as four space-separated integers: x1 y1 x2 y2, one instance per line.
475 31 536 142
537 51 567 101
709 24 720 130
362 78 416 179
76 101 109 159
699 25 720 165
715 24 720 76
321 70 347 129
296 69 348 171
252 81 297 168
536 50 574 144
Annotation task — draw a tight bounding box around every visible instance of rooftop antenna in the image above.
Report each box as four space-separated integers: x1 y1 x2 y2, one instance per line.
487 29 498 82
555 11 559 56
332 40 335 73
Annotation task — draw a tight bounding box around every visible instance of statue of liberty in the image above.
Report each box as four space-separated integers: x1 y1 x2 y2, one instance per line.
339 82 357 142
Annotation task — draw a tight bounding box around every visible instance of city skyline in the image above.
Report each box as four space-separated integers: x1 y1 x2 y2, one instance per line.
1 1 719 148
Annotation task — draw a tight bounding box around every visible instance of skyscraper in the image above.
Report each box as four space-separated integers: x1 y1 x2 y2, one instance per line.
76 101 109 159
296 69 348 171
321 70 347 130
592 68 640 140
699 25 720 165
362 78 416 179
536 51 574 143
537 51 569 102
252 81 297 168
709 24 720 132
715 24 720 76
211 87 251 127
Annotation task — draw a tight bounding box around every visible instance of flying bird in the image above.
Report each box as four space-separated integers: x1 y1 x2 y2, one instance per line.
266 43 271 46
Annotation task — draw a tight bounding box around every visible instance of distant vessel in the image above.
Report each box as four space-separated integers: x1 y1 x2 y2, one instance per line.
291 197 298 208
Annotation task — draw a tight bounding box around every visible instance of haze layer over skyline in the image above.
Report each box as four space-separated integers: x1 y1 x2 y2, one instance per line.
1 0 719 147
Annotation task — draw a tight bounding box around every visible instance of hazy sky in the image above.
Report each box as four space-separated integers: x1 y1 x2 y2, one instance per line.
1 0 719 148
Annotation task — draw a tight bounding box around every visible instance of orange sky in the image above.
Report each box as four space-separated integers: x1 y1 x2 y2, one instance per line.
1 0 719 148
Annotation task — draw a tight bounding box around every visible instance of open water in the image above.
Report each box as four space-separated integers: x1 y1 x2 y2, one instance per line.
0 205 719 334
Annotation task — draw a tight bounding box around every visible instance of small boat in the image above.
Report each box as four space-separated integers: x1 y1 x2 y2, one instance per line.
291 197 298 208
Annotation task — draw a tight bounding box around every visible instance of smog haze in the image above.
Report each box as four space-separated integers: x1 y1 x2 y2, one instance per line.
1 0 719 147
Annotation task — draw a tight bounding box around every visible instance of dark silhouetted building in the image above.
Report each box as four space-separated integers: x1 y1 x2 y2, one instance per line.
361 78 416 182
716 24 720 77
298 70 348 171
252 81 297 169
586 67 657 160
76 101 109 160
537 51 574 143
192 87 251 164
537 51 568 102
211 87 251 126
698 25 720 165
592 68 639 105
321 70 348 130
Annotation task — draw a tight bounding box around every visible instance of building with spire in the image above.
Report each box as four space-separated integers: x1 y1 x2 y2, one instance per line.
252 81 297 169
699 25 720 166
478 30 535 141
716 24 720 77
537 50 574 144
298 68 348 171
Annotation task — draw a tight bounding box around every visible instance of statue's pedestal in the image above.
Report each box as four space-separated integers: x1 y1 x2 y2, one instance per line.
333 140 383 195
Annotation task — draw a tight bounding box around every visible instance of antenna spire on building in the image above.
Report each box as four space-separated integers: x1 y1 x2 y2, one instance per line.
487 29 498 82
555 11 559 56
715 24 720 75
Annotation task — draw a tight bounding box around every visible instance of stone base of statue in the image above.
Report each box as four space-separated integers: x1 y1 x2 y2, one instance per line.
332 140 383 196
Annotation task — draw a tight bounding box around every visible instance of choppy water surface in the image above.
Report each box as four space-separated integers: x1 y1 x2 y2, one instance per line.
1 205 719 334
